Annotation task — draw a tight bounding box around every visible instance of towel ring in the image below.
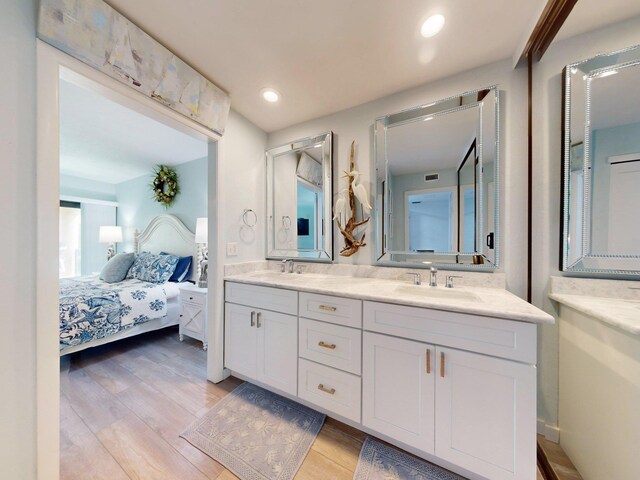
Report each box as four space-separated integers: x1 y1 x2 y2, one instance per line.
242 209 257 227
282 215 291 229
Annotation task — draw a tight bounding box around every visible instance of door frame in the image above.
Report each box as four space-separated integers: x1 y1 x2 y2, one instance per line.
36 40 222 479
404 186 458 252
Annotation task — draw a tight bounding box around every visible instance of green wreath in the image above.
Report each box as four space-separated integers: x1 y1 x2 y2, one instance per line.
151 165 180 207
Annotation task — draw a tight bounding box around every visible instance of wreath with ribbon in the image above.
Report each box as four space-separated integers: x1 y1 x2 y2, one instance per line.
151 165 180 207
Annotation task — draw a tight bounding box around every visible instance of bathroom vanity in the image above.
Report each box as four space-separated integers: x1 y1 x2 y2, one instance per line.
223 268 553 480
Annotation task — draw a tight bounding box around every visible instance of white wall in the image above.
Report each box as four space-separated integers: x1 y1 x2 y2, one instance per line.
219 110 268 263
531 15 640 430
0 0 37 478
268 59 529 297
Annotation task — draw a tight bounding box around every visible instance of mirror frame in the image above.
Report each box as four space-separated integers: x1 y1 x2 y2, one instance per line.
561 44 640 276
373 85 500 270
265 131 334 262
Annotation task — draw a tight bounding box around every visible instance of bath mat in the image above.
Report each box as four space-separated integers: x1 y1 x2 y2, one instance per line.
181 382 325 480
353 437 465 480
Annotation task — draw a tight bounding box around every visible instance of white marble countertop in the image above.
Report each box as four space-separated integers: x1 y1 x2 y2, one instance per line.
224 270 554 324
549 293 640 335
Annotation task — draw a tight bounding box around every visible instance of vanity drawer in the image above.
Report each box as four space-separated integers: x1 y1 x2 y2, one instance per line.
363 301 536 364
299 292 362 328
298 358 361 423
299 318 362 375
225 282 297 315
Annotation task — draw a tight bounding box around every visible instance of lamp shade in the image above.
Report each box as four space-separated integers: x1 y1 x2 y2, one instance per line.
195 217 208 243
99 226 123 243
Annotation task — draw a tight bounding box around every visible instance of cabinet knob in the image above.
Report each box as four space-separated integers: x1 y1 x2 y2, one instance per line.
179 314 183 317
189 296 194 300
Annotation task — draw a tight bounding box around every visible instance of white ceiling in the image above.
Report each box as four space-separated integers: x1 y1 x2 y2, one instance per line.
556 0 640 42
387 108 478 175
105 0 546 132
60 79 208 184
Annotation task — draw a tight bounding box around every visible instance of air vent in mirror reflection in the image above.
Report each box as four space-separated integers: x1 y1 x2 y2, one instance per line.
424 173 439 182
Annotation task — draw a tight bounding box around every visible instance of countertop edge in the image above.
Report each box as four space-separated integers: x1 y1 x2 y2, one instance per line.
224 275 555 325
549 293 640 336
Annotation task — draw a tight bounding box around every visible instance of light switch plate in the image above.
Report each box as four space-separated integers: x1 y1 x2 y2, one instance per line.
226 242 238 256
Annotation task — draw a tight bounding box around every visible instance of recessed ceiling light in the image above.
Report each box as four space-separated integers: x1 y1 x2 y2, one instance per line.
421 14 445 38
261 88 280 103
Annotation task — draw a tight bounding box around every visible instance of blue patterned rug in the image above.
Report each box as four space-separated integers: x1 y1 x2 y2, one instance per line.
353 437 466 480
181 382 325 480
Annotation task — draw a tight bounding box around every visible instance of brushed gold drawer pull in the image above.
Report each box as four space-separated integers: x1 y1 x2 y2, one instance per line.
440 352 445 378
317 384 335 395
318 341 337 350
426 349 431 374
319 305 337 312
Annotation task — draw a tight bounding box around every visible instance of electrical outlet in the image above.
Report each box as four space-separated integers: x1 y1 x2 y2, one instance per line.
226 242 238 256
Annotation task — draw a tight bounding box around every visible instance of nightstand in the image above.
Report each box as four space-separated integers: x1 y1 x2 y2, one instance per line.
178 283 208 350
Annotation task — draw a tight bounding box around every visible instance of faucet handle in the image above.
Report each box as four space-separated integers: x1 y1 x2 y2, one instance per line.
405 273 422 285
430 266 438 272
445 275 463 288
296 265 306 275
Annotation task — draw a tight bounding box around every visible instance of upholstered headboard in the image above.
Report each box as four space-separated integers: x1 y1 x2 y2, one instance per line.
134 214 201 282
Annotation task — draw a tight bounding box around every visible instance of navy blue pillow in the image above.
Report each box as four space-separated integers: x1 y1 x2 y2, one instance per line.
160 252 192 282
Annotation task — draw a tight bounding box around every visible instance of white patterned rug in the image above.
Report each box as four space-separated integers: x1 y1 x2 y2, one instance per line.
353 437 466 480
181 382 325 480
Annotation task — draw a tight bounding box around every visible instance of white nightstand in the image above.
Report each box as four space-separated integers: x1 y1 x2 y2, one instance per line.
178 283 208 350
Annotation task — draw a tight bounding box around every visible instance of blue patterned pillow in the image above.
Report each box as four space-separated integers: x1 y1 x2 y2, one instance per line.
129 253 179 283
126 252 151 279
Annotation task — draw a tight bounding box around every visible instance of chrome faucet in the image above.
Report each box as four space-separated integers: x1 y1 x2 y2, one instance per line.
445 275 463 288
280 258 294 273
406 273 422 285
429 267 438 287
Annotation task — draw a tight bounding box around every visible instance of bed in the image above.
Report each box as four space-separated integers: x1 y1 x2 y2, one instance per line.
59 214 204 355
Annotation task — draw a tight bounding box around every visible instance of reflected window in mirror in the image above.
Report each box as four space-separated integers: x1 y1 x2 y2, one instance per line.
266 132 333 261
374 86 499 270
562 45 640 275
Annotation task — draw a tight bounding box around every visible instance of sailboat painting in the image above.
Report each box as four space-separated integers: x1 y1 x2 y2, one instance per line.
38 0 230 135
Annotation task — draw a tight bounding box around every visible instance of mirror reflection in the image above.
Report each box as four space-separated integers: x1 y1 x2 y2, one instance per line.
562 45 640 274
375 87 499 269
266 132 333 261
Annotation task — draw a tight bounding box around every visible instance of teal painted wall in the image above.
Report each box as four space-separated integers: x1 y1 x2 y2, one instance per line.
591 121 640 251
116 157 208 251
60 174 117 202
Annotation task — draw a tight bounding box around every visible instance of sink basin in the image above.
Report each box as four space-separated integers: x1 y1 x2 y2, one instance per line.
244 271 293 281
395 285 481 302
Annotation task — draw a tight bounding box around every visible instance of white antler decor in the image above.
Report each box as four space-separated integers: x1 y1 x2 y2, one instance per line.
334 141 371 257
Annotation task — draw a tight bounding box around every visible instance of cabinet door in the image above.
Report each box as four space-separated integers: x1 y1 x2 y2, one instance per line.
435 347 536 480
181 302 205 339
256 310 298 396
362 332 435 454
224 303 258 379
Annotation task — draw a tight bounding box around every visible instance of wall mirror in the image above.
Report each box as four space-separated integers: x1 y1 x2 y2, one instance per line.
374 86 499 269
266 132 333 261
562 45 640 275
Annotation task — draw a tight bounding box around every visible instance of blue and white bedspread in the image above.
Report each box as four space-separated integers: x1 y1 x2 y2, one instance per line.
59 276 168 350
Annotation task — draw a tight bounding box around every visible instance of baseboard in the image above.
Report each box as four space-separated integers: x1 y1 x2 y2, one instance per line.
537 419 560 443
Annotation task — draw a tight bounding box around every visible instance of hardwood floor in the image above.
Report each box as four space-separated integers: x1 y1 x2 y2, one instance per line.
61 327 542 480
537 435 583 480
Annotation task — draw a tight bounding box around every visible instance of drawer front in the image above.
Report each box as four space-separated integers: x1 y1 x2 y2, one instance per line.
225 282 297 315
181 291 206 307
299 292 362 328
299 318 362 375
298 359 361 423
363 301 536 364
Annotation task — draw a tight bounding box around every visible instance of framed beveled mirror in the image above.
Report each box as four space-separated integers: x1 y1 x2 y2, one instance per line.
266 132 333 261
562 45 640 275
374 86 499 269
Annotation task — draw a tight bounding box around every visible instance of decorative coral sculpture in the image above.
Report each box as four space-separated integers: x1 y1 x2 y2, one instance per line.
334 141 371 257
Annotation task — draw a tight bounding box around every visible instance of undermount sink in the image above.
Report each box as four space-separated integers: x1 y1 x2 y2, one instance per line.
245 271 293 280
395 284 481 302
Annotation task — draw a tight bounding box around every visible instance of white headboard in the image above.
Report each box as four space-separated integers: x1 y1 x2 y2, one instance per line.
134 215 201 282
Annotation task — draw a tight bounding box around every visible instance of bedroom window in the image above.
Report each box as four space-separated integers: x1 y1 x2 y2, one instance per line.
59 200 81 278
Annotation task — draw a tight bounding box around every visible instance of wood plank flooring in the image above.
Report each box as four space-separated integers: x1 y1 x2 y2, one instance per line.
60 327 542 480
537 435 583 480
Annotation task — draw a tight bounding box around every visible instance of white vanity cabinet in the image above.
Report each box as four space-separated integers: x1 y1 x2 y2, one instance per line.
224 284 298 396
362 332 436 454
223 281 539 480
